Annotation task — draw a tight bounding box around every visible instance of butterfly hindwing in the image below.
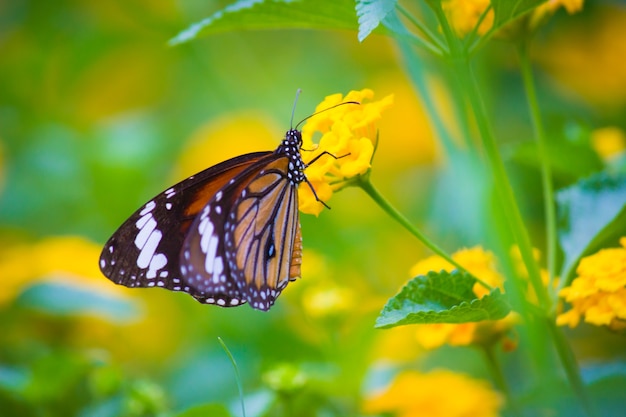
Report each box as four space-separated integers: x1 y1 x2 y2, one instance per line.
228 157 301 310
99 151 271 303
180 155 302 311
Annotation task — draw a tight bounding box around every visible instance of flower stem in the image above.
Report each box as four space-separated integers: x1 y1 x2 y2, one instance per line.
482 346 523 417
518 41 558 297
455 58 551 310
357 176 492 291
397 3 448 55
546 320 598 417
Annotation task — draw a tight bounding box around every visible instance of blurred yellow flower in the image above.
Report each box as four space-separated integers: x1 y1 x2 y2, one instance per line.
302 283 356 319
591 126 626 161
299 89 393 216
442 0 494 37
409 247 518 350
530 0 584 29
557 238 626 330
173 113 280 182
0 235 121 305
534 5 626 111
363 370 503 417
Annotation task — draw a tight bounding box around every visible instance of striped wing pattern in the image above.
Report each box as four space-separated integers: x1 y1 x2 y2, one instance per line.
99 129 307 311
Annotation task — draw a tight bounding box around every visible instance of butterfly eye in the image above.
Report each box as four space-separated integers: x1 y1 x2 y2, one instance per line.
296 131 303 148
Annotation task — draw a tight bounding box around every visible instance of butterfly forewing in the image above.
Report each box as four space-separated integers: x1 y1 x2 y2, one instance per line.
99 151 271 303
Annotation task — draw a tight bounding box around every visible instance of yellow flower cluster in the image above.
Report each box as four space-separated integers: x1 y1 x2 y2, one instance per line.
363 370 503 417
557 238 626 330
410 247 517 350
528 0 584 30
442 0 584 37
298 89 393 216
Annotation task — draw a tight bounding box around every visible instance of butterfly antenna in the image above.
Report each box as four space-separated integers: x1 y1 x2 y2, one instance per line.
290 88 303 129
295 101 360 130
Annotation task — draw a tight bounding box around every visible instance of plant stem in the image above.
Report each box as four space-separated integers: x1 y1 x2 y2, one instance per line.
518 41 558 297
482 346 523 417
218 337 246 417
396 3 448 55
546 320 598 417
455 58 551 310
357 176 492 291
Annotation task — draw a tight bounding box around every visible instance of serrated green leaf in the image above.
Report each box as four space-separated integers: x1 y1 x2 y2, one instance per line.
169 0 359 46
491 0 546 31
556 172 626 284
355 0 397 42
375 270 511 329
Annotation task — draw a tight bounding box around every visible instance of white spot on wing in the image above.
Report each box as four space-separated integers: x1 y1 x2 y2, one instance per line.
147 253 167 278
204 236 219 273
137 229 162 269
214 254 224 276
135 215 157 249
140 200 156 216
200 219 215 253
136 212 151 229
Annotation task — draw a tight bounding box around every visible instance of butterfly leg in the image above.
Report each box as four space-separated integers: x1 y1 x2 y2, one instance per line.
304 150 349 167
303 177 331 209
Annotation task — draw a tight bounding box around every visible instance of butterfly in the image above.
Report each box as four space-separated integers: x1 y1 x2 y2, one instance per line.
99 97 357 311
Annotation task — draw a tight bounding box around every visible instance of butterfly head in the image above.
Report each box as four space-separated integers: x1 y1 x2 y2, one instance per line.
285 128 303 148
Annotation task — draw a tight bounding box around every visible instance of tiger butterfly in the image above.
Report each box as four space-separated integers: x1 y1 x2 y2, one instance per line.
99 97 357 311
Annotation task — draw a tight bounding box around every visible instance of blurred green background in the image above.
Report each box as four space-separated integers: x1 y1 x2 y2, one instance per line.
2 1 626 416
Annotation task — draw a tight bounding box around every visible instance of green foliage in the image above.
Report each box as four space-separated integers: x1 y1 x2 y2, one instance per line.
169 0 359 45
355 0 398 41
556 172 626 284
174 404 232 417
375 270 511 329
15 281 140 323
2 0 626 416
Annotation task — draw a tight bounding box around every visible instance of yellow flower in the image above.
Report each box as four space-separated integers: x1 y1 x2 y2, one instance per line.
363 370 503 417
442 0 494 37
557 238 626 330
591 126 626 161
0 235 123 305
173 113 280 182
409 246 518 350
298 89 393 216
534 5 626 111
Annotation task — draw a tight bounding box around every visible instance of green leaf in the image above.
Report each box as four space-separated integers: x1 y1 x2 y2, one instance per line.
16 281 141 323
375 270 511 329
169 0 359 46
556 172 626 284
491 0 546 31
174 404 232 417
355 0 397 41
